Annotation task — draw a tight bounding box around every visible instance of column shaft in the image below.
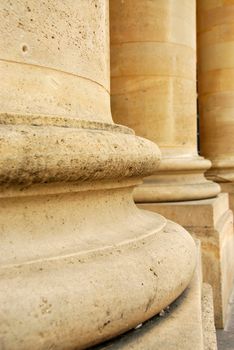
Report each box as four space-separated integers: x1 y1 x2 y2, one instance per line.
198 0 234 212
110 0 220 202
0 0 111 123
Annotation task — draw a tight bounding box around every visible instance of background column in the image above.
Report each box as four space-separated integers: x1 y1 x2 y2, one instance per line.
110 0 234 328
198 0 234 215
110 0 220 202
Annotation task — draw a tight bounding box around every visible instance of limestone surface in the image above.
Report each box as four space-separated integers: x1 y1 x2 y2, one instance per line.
138 193 234 328
198 0 234 184
110 0 220 202
92 244 217 350
0 1 197 349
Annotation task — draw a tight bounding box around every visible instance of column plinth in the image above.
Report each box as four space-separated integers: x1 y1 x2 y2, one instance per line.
0 1 196 349
110 0 220 202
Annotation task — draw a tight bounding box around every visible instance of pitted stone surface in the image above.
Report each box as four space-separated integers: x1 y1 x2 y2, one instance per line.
138 194 234 328
0 0 112 122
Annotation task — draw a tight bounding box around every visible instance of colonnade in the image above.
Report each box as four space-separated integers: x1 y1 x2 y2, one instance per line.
110 0 234 329
0 0 233 349
0 1 197 349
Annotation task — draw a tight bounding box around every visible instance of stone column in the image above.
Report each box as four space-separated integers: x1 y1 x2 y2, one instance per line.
110 0 220 203
110 0 234 328
197 0 234 215
0 1 197 349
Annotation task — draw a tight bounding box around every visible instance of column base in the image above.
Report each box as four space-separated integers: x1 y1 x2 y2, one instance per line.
134 156 220 202
138 193 234 328
0 181 196 350
0 117 196 348
93 243 217 350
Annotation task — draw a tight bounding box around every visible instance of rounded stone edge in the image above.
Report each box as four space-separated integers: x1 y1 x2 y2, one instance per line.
0 218 196 350
158 155 212 171
0 112 134 135
134 181 221 203
206 159 234 183
133 154 221 202
0 122 161 186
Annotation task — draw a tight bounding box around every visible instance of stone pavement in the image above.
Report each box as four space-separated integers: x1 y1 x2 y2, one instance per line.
217 284 234 349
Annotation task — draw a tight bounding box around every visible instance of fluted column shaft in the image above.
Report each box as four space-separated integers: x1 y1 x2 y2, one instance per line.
110 0 220 202
198 1 234 184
